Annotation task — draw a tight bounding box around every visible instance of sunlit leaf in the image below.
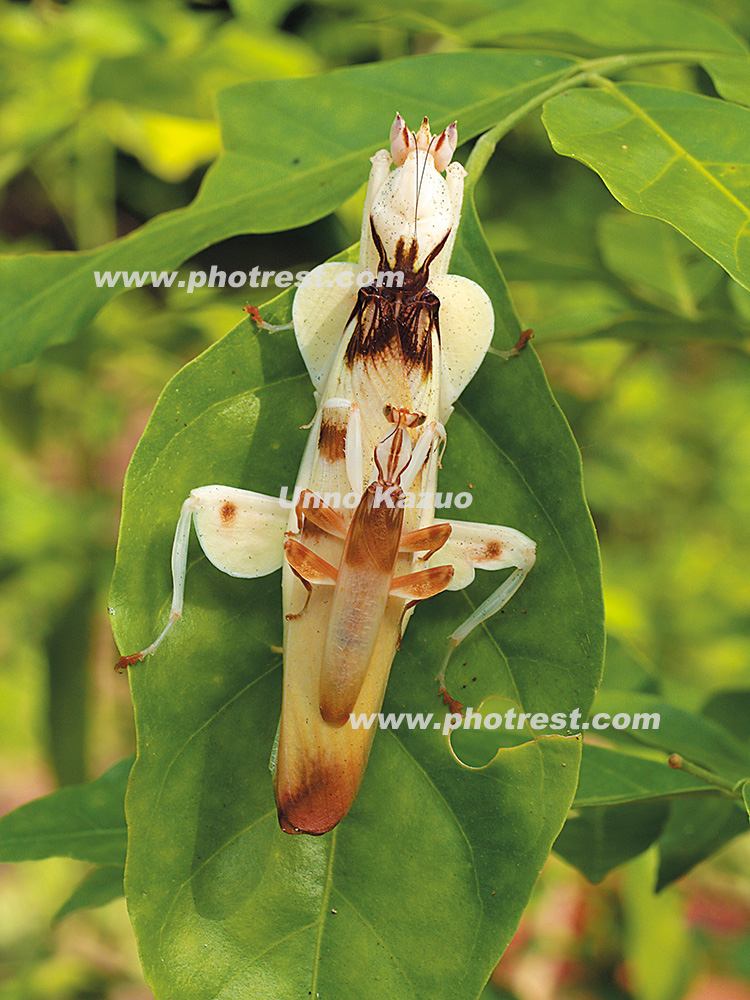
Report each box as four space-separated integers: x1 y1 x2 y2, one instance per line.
543 83 750 291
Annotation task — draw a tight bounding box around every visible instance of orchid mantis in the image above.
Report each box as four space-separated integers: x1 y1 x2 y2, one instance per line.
117 114 536 835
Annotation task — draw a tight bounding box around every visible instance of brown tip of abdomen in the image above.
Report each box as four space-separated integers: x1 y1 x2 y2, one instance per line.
275 756 362 836
277 805 338 836
319 701 351 727
276 792 350 836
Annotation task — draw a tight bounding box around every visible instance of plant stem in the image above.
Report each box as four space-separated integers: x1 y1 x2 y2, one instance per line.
465 49 715 188
667 753 746 798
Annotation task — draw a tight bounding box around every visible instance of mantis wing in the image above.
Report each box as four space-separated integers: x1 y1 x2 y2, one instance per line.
294 270 494 412
292 263 358 391
190 485 289 578
428 274 494 423
428 518 537 591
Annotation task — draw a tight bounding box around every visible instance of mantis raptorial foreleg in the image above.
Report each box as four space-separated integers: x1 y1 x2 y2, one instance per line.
284 539 339 620
291 490 348 538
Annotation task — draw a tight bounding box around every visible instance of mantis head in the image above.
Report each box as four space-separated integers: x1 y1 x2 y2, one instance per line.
369 115 463 273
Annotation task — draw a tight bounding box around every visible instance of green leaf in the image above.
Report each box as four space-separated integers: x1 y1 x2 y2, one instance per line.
600 634 657 692
554 800 670 882
554 699 741 884
90 23 321 120
53 865 125 924
229 0 300 27
702 689 750 745
542 82 750 292
0 50 577 370
110 206 603 996
509 277 749 344
91 56 207 118
743 781 750 820
591 690 749 781
0 758 131 864
656 796 750 889
573 744 714 806
461 0 750 104
597 212 724 316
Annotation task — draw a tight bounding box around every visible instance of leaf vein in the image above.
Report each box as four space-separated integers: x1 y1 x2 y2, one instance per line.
155 808 276 952
386 730 484 973
332 887 416 994
146 661 280 823
309 827 338 999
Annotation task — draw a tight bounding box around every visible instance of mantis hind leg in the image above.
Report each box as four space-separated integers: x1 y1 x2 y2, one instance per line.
115 485 288 670
283 538 338 620
428 521 537 695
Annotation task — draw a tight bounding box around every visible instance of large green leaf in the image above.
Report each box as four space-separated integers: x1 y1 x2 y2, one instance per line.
0 50 578 370
461 0 750 105
110 200 603 995
0 758 131 864
542 83 750 292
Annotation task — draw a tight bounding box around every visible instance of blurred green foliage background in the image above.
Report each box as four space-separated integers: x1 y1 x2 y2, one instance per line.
1 0 750 998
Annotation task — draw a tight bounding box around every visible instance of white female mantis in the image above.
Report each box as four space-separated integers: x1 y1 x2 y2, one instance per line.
117 115 536 835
